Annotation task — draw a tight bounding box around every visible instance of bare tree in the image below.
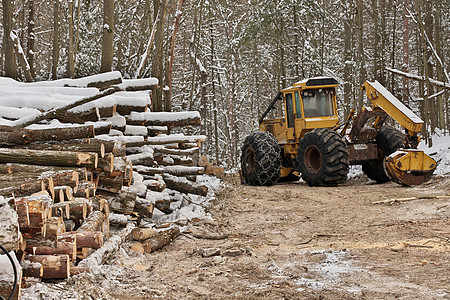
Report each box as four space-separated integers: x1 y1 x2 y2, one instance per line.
2 0 18 79
52 0 60 80
101 0 114 73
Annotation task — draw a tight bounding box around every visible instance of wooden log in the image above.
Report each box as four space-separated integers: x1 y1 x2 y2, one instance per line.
14 86 121 128
126 151 154 167
27 254 70 279
108 213 128 228
154 199 172 214
21 261 43 278
91 196 108 213
57 104 116 124
63 220 76 232
115 78 158 92
92 121 112 136
153 146 199 156
147 126 168 137
198 155 208 167
24 235 57 248
133 165 164 176
0 148 98 169
60 231 103 249
27 241 76 261
53 186 74 202
163 166 204 176
0 124 95 146
45 217 62 241
134 198 154 219
126 111 200 127
97 174 123 194
205 163 225 176
52 202 70 220
130 227 157 241
123 161 133 187
141 227 180 254
114 100 148 116
126 135 206 147
155 154 194 166
124 125 148 137
163 174 208 196
78 211 106 232
78 223 135 269
67 199 88 222
0 198 20 252
108 191 136 213
107 114 126 132
73 181 96 198
97 153 114 173
13 198 30 228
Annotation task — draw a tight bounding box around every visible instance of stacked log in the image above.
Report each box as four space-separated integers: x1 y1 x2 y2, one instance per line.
0 71 222 293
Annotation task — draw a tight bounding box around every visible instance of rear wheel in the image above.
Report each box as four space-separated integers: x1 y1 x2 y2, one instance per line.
297 128 349 186
362 125 405 183
240 131 282 186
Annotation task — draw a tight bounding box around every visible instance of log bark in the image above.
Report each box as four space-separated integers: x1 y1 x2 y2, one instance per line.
0 125 95 146
0 148 98 169
69 266 90 276
108 213 128 228
163 174 208 196
57 104 116 124
14 198 30 228
27 254 70 279
130 227 157 241
108 191 136 213
27 241 76 261
133 166 164 176
67 199 88 222
0 199 20 252
78 223 135 268
97 174 123 194
126 111 200 127
73 182 96 198
115 78 158 92
52 202 70 219
141 227 180 253
0 272 21 300
126 135 205 147
78 211 106 232
163 166 204 176
97 153 114 173
60 231 103 249
134 198 154 219
21 261 43 278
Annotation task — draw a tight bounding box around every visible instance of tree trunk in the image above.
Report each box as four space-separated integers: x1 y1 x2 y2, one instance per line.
2 0 17 79
52 0 60 80
402 0 410 104
151 0 167 112
166 0 185 112
101 0 114 73
141 227 180 253
27 255 70 279
27 0 36 80
67 0 75 78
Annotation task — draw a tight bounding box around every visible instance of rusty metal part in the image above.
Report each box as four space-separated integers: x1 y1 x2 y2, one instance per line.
348 106 387 143
384 150 437 186
347 143 379 165
304 145 322 174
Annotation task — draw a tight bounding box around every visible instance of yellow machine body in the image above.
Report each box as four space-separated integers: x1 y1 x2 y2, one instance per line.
258 77 436 186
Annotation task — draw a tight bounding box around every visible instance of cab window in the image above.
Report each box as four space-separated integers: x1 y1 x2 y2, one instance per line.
302 89 334 118
285 93 294 128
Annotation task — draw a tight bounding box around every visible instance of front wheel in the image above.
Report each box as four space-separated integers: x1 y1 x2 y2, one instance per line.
297 128 349 186
240 131 281 186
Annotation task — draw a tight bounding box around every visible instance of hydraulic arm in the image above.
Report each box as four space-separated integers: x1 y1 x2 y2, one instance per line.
362 81 437 185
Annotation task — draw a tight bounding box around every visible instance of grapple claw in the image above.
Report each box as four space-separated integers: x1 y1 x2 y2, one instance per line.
384 150 437 186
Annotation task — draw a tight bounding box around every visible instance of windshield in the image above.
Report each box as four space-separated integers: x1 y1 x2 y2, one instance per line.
302 89 334 118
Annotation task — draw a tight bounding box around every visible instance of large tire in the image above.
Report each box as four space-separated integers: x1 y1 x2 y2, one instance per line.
297 128 349 187
362 125 405 183
240 131 281 186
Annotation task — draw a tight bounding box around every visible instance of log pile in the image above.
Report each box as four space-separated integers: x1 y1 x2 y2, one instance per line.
0 72 223 298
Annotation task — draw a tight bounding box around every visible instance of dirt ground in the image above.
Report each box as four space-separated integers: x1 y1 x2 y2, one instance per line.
23 174 450 299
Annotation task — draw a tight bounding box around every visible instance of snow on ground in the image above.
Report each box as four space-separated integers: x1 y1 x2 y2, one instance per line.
419 131 450 176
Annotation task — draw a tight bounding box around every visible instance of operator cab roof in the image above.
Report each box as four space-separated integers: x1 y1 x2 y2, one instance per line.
281 77 338 92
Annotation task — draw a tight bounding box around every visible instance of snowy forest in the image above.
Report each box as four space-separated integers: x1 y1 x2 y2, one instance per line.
1 0 449 170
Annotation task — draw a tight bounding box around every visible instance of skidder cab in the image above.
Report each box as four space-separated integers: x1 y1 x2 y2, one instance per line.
241 77 436 187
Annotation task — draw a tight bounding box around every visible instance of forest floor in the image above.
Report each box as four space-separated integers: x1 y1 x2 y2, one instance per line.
23 174 450 299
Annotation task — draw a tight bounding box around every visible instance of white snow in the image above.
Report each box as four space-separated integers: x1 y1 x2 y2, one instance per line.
419 131 450 176
128 111 200 122
367 81 423 124
116 78 158 90
124 125 148 136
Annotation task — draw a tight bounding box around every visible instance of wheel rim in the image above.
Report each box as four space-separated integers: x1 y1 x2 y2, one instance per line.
304 145 322 174
244 147 256 173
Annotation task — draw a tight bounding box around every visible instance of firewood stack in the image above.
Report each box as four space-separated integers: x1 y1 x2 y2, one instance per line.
0 71 223 298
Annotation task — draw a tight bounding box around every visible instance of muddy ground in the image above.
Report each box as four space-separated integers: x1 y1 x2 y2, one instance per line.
23 174 450 299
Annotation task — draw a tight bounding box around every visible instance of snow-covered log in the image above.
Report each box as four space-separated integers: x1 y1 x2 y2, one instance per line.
126 111 200 127
163 174 208 196
0 124 95 146
386 68 450 90
163 166 204 176
126 134 206 147
0 148 98 169
115 78 158 92
0 197 20 252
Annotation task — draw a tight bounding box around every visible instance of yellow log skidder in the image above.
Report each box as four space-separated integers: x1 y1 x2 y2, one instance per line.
240 77 437 186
